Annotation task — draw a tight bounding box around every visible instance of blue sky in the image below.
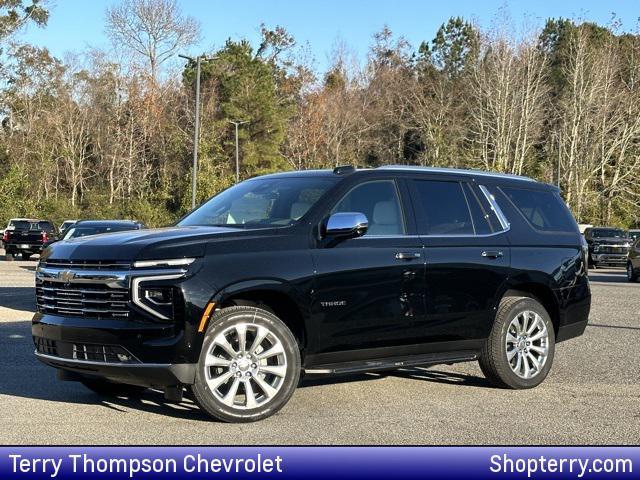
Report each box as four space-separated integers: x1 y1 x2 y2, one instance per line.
19 0 640 73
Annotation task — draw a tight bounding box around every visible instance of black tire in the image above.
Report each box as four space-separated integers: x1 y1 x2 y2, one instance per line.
627 262 638 282
191 306 301 423
479 296 555 389
21 252 31 261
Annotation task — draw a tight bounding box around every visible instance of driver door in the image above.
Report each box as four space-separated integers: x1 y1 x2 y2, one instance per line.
309 178 425 361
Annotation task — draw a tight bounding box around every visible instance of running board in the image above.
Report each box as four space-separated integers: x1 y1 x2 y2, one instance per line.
304 351 478 375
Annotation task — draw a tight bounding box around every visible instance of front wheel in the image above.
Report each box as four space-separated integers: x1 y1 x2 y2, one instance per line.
191 306 301 423
627 262 638 282
479 296 555 389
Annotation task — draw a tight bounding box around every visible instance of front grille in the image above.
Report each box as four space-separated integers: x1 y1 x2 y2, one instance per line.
34 337 58 356
599 246 628 254
39 259 131 270
33 338 139 363
36 280 130 319
72 343 135 362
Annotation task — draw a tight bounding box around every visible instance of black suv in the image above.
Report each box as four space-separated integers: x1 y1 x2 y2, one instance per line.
583 227 632 268
33 167 591 422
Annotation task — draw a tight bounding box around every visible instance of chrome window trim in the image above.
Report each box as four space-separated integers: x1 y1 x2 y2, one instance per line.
478 185 510 232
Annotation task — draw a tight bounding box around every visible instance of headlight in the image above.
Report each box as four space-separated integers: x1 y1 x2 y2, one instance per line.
133 258 195 268
132 274 185 321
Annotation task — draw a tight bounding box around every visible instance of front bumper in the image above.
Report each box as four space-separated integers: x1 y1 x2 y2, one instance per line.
34 351 195 387
591 253 628 264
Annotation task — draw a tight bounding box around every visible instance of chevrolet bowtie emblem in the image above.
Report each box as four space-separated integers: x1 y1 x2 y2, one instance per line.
58 270 75 282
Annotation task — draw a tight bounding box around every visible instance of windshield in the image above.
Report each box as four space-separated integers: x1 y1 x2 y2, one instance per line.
63 225 137 240
591 228 627 238
178 177 338 228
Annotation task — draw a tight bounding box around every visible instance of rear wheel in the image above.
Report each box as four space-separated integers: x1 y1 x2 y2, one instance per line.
479 296 555 389
191 306 301 423
80 377 147 397
627 262 638 282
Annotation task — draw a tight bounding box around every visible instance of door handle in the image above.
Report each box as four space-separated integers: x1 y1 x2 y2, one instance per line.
482 250 503 259
395 252 421 260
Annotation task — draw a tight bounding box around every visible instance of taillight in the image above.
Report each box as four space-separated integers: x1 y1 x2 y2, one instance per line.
2 230 8 242
42 231 49 243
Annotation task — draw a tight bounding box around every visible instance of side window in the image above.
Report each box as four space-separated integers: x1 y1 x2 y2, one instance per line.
332 180 405 236
412 180 474 235
500 186 577 233
463 183 498 235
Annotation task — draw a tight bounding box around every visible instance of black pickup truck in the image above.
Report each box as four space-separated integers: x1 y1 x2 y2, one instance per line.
3 219 57 260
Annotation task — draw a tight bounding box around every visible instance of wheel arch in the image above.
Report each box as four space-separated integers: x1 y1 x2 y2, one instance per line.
211 279 309 355
498 283 560 336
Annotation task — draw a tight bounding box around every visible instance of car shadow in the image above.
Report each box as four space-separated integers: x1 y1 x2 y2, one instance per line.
300 366 491 389
0 318 215 422
0 287 36 311
385 367 492 387
588 270 631 283
588 323 640 332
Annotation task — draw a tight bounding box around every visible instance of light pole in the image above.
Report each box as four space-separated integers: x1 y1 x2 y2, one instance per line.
179 54 215 209
228 120 248 182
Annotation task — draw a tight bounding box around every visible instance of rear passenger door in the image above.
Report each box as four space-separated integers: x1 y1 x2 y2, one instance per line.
408 178 511 347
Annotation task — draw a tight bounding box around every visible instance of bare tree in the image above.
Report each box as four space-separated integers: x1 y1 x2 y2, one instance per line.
105 0 200 84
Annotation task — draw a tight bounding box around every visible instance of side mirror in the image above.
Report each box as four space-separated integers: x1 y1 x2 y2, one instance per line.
324 212 368 239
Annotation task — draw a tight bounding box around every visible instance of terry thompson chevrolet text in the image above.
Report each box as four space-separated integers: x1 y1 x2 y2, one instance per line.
32 166 591 422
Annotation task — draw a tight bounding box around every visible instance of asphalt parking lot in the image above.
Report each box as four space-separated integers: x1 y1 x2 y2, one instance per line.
1 252 638 445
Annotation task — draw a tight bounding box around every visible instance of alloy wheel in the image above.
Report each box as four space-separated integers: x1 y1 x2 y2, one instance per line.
204 322 287 409
505 310 549 379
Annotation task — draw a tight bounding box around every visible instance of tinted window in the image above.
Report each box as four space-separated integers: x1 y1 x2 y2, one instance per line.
412 180 473 235
36 221 55 232
332 180 404 236
590 228 627 239
463 183 499 235
10 220 30 230
179 177 337 228
500 187 577 233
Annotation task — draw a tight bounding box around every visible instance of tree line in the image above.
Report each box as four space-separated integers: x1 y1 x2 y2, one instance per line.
1 0 639 228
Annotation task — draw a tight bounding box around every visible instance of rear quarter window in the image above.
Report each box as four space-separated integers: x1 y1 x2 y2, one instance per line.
499 186 577 233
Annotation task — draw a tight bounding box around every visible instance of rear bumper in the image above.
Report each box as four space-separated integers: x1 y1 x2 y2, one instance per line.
555 280 591 343
6 243 42 252
35 351 195 387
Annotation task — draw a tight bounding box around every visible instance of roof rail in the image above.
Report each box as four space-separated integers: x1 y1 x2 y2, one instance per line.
376 165 535 182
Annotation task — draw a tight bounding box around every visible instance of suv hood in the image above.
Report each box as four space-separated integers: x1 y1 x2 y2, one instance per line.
41 226 243 262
